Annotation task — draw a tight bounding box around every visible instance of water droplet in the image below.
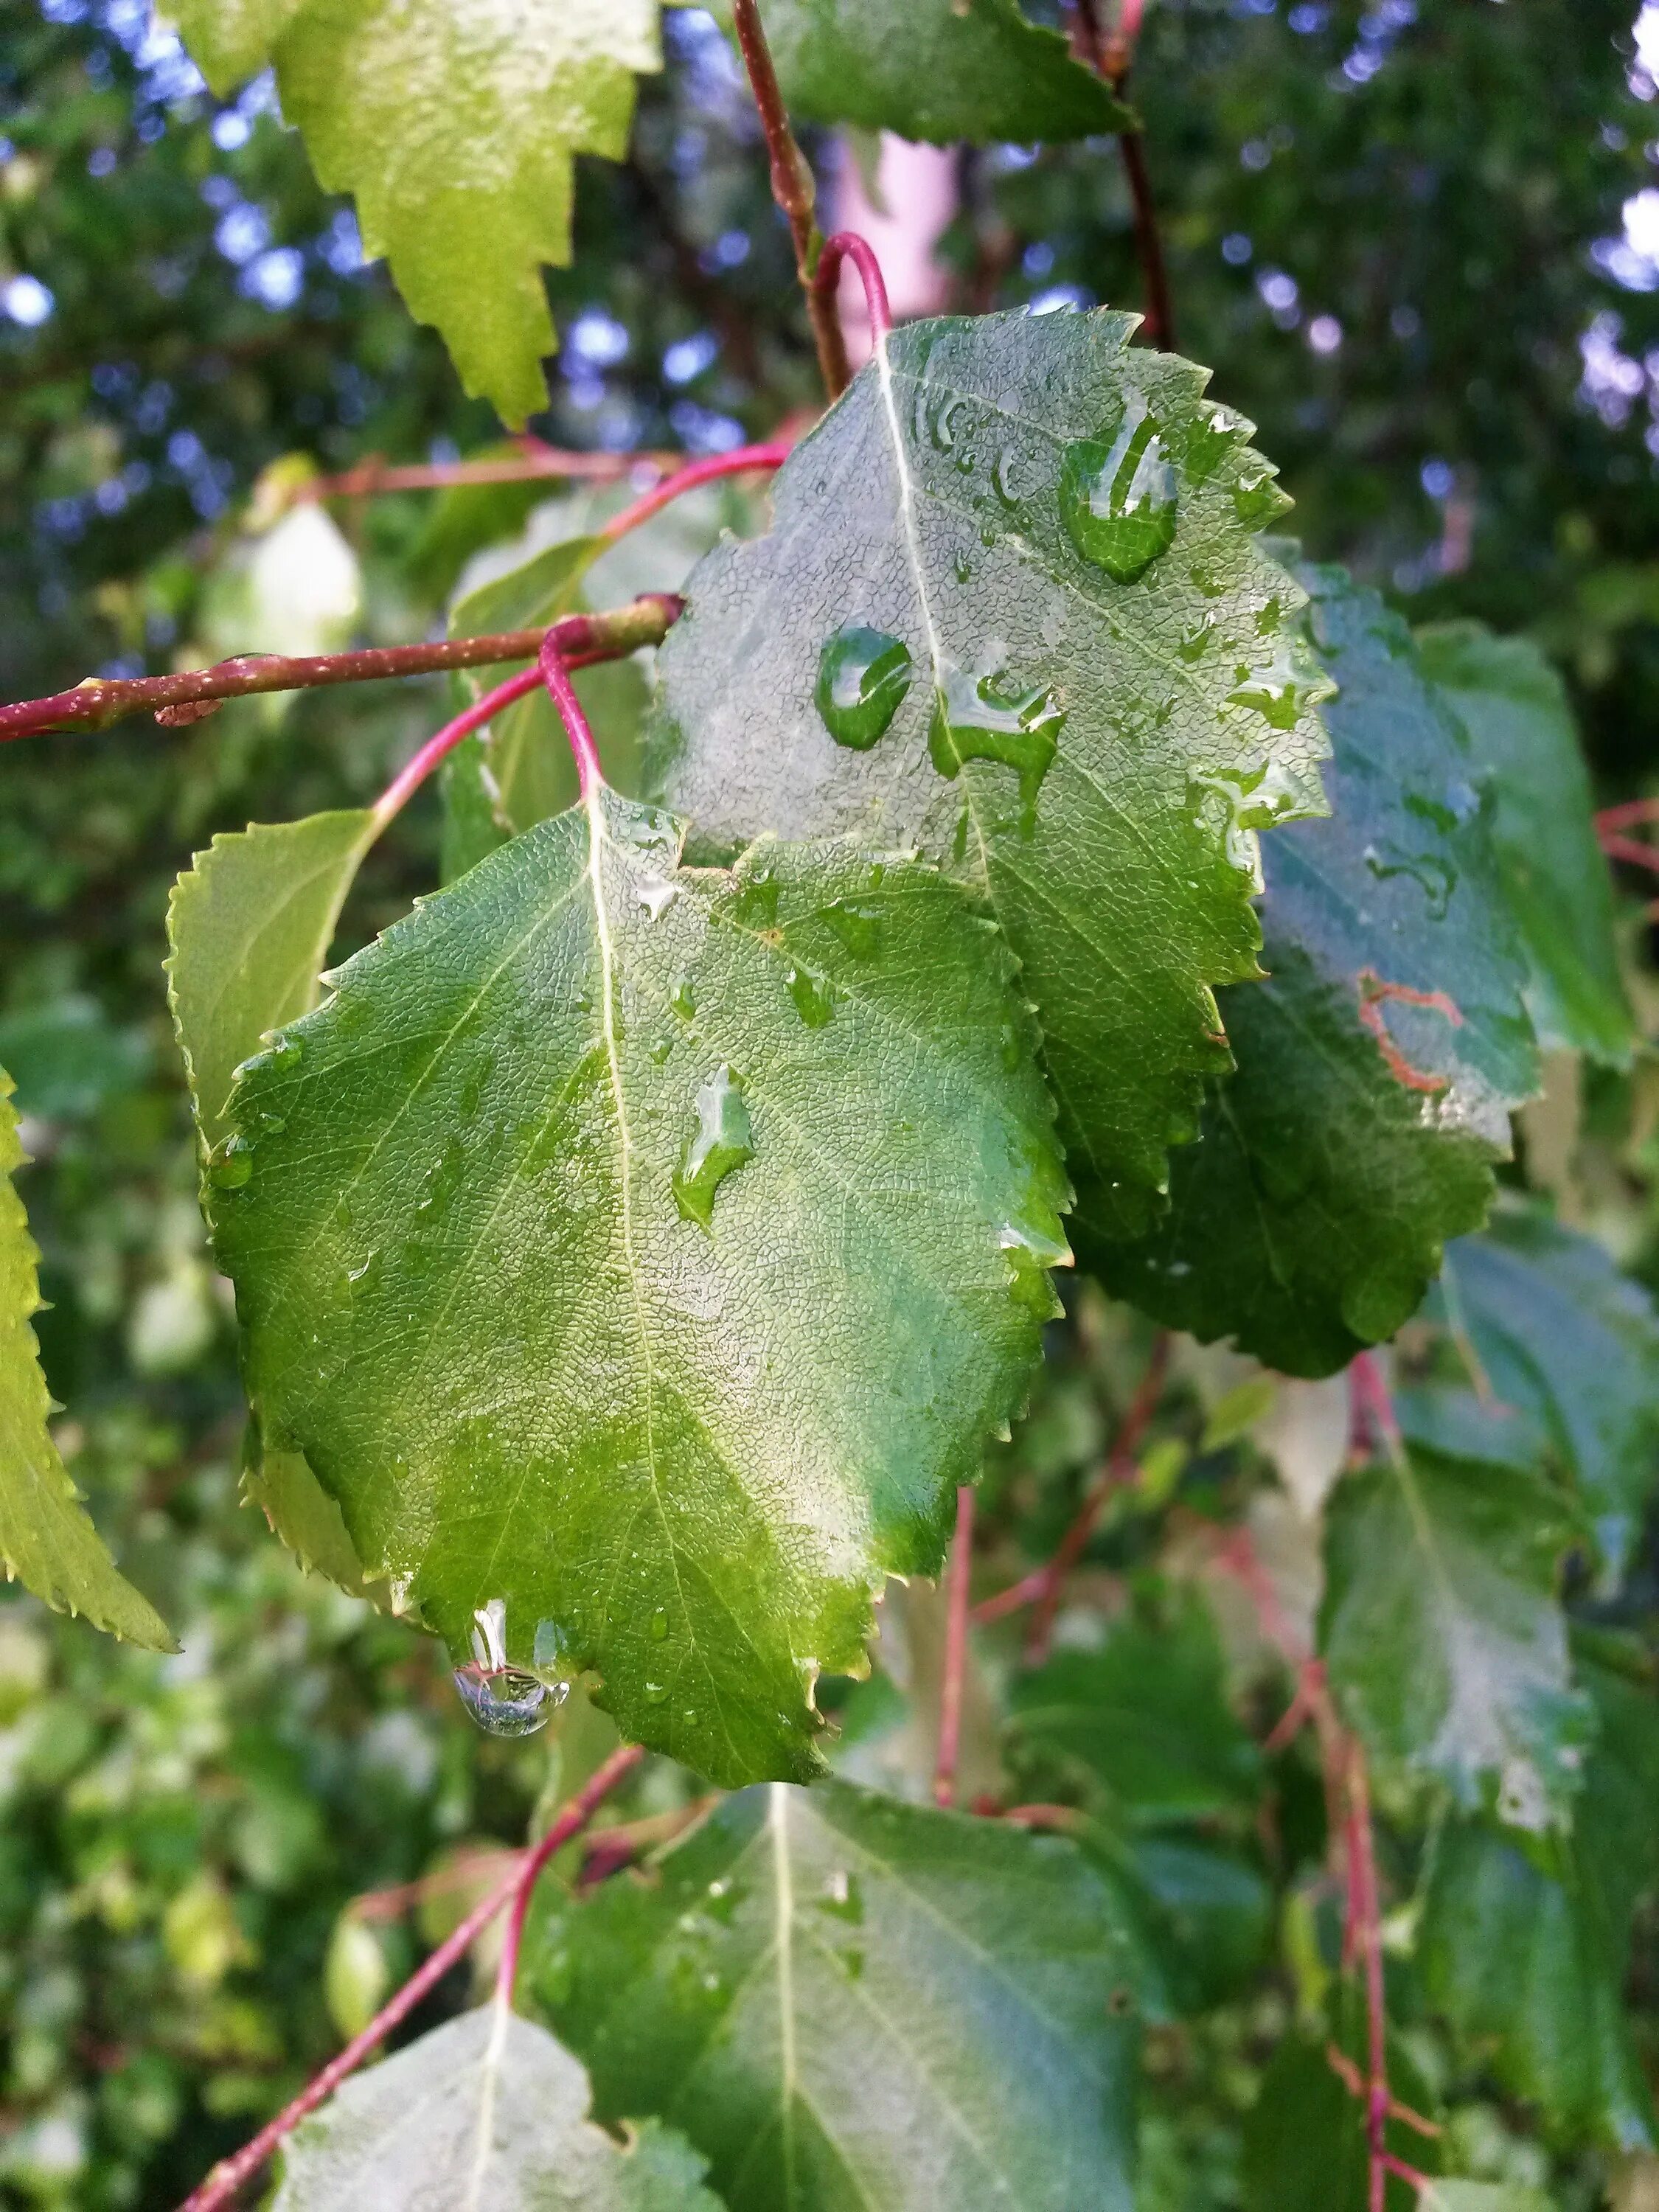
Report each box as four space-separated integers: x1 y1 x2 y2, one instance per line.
1177 613 1216 664
672 1065 755 1229
994 448 1023 506
1364 842 1456 919
818 1868 865 1924
928 664 1066 829
838 1945 865 1980
650 1607 669 1641
999 1218 1071 1318
347 1250 381 1297
733 867 780 929
815 625 914 751
533 1617 577 1672
1181 399 1248 484
636 874 678 921
643 1680 669 1705
932 395 969 451
954 447 975 475
1058 403 1179 583
953 549 972 585
998 1020 1022 1071
334 1194 353 1229
787 964 838 1028
208 1135 254 1190
1256 596 1283 637
649 1034 674 1064
671 975 698 1020
614 802 679 860
453 1664 556 1738
1226 637 1327 731
818 899 886 960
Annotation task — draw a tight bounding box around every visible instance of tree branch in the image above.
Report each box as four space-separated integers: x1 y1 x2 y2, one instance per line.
933 1484 978 1809
0 596 682 745
730 0 852 398
1071 0 1176 351
176 1743 644 2212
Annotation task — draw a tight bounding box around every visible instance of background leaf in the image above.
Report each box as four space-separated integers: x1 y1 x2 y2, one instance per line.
531 1779 1140 2212
1416 621 1635 1065
168 0 664 422
1319 1427 1590 1830
0 1073 173 1649
270 2001 720 2209
1093 565 1539 1375
651 309 1330 1236
209 789 1068 1784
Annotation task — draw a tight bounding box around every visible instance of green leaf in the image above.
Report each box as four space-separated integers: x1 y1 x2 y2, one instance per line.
209 787 1068 1785
241 1427 379 1604
1319 1429 1591 1831
1006 1592 1263 1828
1416 621 1635 1065
1086 1828 1272 2021
650 310 1330 1235
1419 1653 1659 2153
1091 565 1539 1376
167 810 375 1153
1242 2000 1441 2211
530 1778 1140 2212
1420 2188 1553 2212
1439 1208 1659 1575
168 1 663 423
269 2001 720 2210
700 0 1130 144
0 1072 174 1649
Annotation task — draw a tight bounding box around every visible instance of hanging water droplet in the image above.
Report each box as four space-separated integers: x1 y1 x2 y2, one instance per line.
1231 460 1293 532
999 1217 1071 1318
208 1135 254 1190
453 1663 557 1738
636 874 678 921
672 1064 755 1229
786 964 838 1028
815 625 914 751
928 664 1066 830
818 898 886 959
1058 401 1179 583
671 975 698 1020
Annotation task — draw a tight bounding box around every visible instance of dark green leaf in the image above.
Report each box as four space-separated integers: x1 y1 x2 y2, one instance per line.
1242 1997 1441 2212
1439 1208 1659 1574
269 2002 720 2210
1092 566 1538 1376
701 0 1130 145
210 787 1068 1784
1416 621 1634 1065
531 1778 1140 2212
0 1072 174 1650
1320 1431 1590 1831
651 310 1330 1236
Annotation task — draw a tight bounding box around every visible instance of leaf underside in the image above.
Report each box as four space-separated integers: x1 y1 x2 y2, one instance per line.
209 787 1068 1786
1439 1207 1659 1576
168 0 663 422
532 1778 1140 2212
0 1072 174 1649
702 0 1130 145
1091 564 1539 1376
1319 1428 1590 1832
650 309 1331 1238
270 2002 720 2210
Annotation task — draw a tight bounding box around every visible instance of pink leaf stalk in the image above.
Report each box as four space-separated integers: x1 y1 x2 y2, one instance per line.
540 634 604 799
813 232 895 349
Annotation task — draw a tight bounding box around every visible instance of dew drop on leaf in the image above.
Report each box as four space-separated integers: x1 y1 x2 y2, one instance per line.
787 963 837 1028
644 1680 669 1705
928 664 1066 829
818 1868 865 1924
1225 638 1326 731
452 1664 558 1736
670 975 698 1020
1231 461 1294 532
636 874 677 921
672 1064 755 1229
818 898 886 959
1058 405 1179 583
650 1606 669 1641
814 624 914 751
209 1135 254 1189
999 1217 1071 1317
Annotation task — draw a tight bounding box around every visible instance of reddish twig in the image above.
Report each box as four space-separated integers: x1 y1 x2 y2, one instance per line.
298 444 670 503
349 1848 517 1926
1023 1332 1169 1663
933 1484 978 1809
1596 797 1659 833
176 1743 644 2212
729 0 851 398
1355 970 1462 1097
1325 2046 1442 2141
1000 1802 1082 1833
597 437 793 546
812 232 894 350
540 635 603 799
1071 0 1175 349
0 597 681 745
970 1565 1052 1627
1599 830 1659 876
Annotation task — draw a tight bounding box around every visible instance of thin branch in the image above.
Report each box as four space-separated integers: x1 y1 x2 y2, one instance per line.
1071 0 1176 350
933 1484 978 1809
540 635 603 799
349 1848 518 1925
1599 830 1659 876
729 0 852 398
597 437 793 547
297 444 669 504
0 596 682 745
177 1743 644 2212
812 232 895 349
1596 796 1659 832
